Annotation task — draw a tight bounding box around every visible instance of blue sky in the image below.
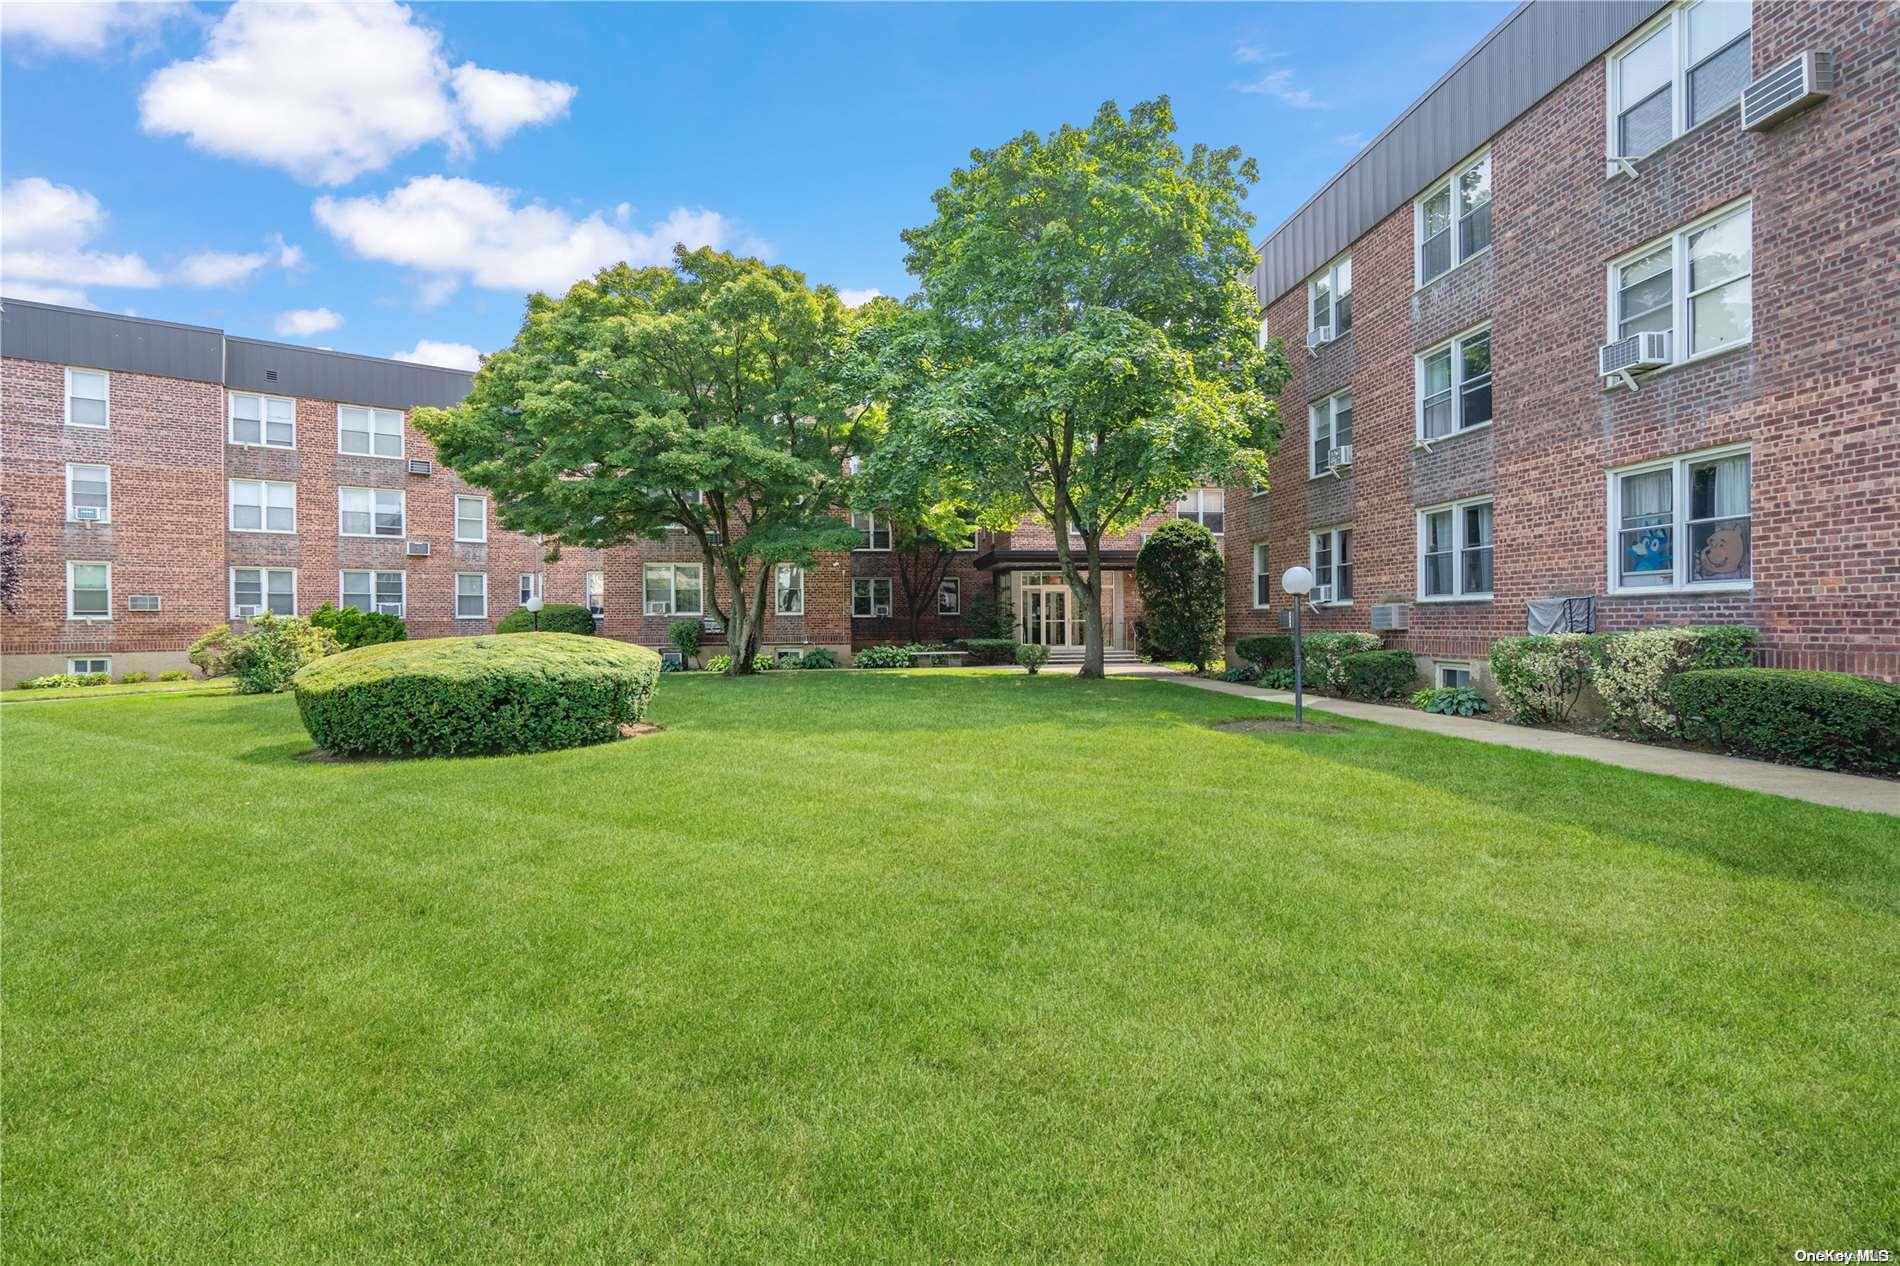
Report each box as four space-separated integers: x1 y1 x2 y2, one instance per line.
1 0 1512 370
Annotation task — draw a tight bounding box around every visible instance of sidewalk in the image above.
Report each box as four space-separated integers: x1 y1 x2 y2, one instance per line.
1098 663 1900 818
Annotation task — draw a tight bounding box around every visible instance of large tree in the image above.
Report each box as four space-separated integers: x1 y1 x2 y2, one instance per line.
416 248 866 674
866 97 1290 677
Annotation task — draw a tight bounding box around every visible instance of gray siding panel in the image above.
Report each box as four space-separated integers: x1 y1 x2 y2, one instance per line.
226 338 472 411
1256 0 1668 306
0 298 223 383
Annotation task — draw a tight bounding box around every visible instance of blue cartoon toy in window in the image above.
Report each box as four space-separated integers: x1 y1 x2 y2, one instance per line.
1624 526 1672 578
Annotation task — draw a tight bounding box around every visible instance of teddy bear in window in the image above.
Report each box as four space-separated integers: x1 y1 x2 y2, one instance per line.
1695 522 1747 581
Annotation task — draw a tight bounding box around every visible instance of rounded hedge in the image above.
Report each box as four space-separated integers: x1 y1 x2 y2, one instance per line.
496 603 597 635
292 634 660 758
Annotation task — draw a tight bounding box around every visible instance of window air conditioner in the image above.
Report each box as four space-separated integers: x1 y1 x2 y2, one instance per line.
234 604 260 618
1599 330 1671 378
407 458 434 476
128 595 161 612
645 601 672 616
1305 325 1332 351
1371 602 1410 631
406 540 431 556
376 603 404 617
1328 444 1354 469
74 506 103 522
1741 52 1835 131
1310 584 1333 606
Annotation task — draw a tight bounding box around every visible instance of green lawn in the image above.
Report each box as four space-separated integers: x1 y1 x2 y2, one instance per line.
5 672 1896 1263
1 678 233 704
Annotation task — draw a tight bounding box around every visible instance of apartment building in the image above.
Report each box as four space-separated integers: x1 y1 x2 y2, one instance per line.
1229 0 1899 685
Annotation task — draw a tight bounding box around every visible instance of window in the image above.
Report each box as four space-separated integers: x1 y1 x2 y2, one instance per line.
229 393 295 447
1308 528 1353 603
852 511 890 551
1309 390 1354 476
775 564 804 616
230 479 296 533
64 368 108 428
1609 1 1752 160
775 647 805 667
1256 315 1270 348
67 561 110 618
938 577 959 615
337 405 404 458
231 567 295 617
1438 662 1474 689
1609 445 1751 592
1307 254 1352 337
1174 488 1225 535
518 572 543 605
340 570 405 616
643 563 702 616
338 487 404 537
1417 327 1493 441
1611 201 1751 363
456 573 488 620
586 570 604 617
66 463 110 522
68 658 111 676
1252 542 1271 609
1419 498 1494 600
1416 151 1491 284
852 577 893 618
454 496 486 542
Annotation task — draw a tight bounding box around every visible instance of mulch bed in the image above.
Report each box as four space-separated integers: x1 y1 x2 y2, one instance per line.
1213 718 1346 736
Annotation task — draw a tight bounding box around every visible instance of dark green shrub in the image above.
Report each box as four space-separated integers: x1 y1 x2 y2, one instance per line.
188 624 237 678
310 602 408 650
951 638 1018 666
227 613 342 694
1219 663 1260 684
1135 519 1226 670
1234 634 1293 669
1488 633 1616 724
157 669 191 682
1416 686 1490 716
855 644 912 669
703 654 733 674
497 603 596 635
1015 642 1050 675
669 619 703 668
961 589 1012 639
798 648 839 669
294 634 660 758
1257 665 1323 691
1671 669 1900 775
119 671 151 684
1343 650 1417 700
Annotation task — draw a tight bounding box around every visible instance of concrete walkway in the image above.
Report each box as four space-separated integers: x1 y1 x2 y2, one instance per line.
1095 663 1900 818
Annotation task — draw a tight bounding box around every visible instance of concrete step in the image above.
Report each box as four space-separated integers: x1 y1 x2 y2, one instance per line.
1045 647 1141 662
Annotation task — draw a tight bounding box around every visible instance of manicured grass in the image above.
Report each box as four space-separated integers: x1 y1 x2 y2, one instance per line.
5 672 1896 1262
1 678 232 704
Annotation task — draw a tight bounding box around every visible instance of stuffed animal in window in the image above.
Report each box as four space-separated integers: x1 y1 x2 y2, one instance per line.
1696 522 1747 580
1624 527 1671 575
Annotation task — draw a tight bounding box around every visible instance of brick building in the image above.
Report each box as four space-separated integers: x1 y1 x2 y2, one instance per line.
1229 0 1899 685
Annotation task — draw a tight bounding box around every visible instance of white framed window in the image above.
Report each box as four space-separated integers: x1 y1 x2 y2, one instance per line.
66 463 111 522
64 368 109 428
230 479 296 533
643 563 703 616
1609 199 1751 365
1309 390 1354 477
1607 1 1752 161
586 570 604 616
231 567 296 617
66 560 110 618
1252 542 1271 609
518 572 543 605
337 404 404 458
775 564 804 616
1307 253 1352 337
1607 444 1751 593
852 511 890 551
1417 325 1493 442
1437 662 1475 689
338 487 404 537
1418 497 1494 600
67 657 111 676
775 647 805 667
1308 527 1353 604
1256 315 1270 348
1174 488 1225 535
340 570 405 616
454 496 487 542
455 572 488 620
938 577 959 615
229 393 296 448
852 577 893 618
1416 150 1491 286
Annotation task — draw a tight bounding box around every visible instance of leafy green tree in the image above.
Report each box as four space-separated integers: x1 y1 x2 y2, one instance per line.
1135 519 1226 671
861 97 1290 677
416 248 868 675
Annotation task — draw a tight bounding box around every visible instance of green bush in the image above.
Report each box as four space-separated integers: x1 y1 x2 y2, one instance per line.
1300 633 1384 690
188 624 237 678
961 589 1012 639
496 603 596 635
157 669 191 682
227 613 342 695
1219 663 1260 684
1135 519 1227 670
951 638 1018 666
1414 686 1490 717
1596 626 1757 738
1015 642 1050 675
1257 665 1323 691
18 673 81 689
118 671 151 684
798 648 839 669
703 654 733 674
1671 669 1900 775
1342 650 1417 700
78 672 111 686
751 654 776 672
294 634 660 758
854 644 912 669
1488 633 1615 724
1234 635 1293 669
669 619 703 668
310 602 408 650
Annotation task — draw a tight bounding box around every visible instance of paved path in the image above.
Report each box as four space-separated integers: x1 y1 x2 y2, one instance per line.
1090 663 1900 818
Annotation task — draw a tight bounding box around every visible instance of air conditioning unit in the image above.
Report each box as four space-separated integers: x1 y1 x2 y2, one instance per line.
406 540 431 556
128 595 161 612
1310 584 1333 606
645 601 672 616
1371 602 1410 631
375 603 403 617
1305 325 1332 351
1277 609 1295 630
234 604 260 618
74 506 103 522
407 458 434 476
1600 330 1671 378
1328 444 1354 469
1742 51 1835 131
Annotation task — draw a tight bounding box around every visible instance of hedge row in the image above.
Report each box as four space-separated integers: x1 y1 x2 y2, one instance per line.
1672 669 1900 775
1489 626 1756 731
1342 650 1417 701
497 603 598 635
1233 632 1382 690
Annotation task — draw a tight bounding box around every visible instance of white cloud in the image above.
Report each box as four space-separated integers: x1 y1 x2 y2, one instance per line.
0 178 160 306
173 249 270 287
1234 69 1323 109
836 288 883 307
1 2 185 56
314 176 752 296
275 307 342 337
1233 43 1282 65
268 233 307 271
1335 132 1368 150
3 282 93 308
392 339 482 371
138 0 577 185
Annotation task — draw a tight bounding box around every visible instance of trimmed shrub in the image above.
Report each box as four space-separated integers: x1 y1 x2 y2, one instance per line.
309 602 407 650
1258 665 1323 691
855 644 912 669
1300 632 1384 691
227 613 342 695
294 634 660 758
1343 650 1417 701
1414 686 1490 717
1135 519 1226 670
1672 669 1900 775
798 648 839 669
497 603 596 635
157 669 192 682
703 654 733 674
18 673 84 689
78 672 111 686
951 638 1018 666
1219 663 1260 684
1596 626 1757 738
669 619 703 668
119 671 151 684
1234 634 1293 669
1016 642 1050 675
1489 633 1614 724
188 624 238 678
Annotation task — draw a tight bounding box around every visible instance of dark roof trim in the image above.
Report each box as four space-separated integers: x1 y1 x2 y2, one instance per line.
974 548 1142 572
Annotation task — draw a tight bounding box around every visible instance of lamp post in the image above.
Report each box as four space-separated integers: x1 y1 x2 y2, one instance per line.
526 594 544 632
1280 565 1314 729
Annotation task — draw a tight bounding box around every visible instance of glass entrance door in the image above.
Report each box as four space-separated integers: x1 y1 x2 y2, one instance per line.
1022 581 1080 646
1040 586 1070 646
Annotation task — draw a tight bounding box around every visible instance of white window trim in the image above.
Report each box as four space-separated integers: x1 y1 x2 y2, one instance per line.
65 462 111 523
1437 661 1476 689
586 570 605 616
230 566 298 619
518 571 544 605
1605 196 1752 370
851 576 893 618
339 569 407 617
1604 441 1753 595
455 572 489 620
229 478 298 534
63 366 109 429
1414 322 1495 445
1416 496 1496 603
1306 252 1352 337
1413 147 1492 288
67 657 112 676
1307 526 1353 606
335 403 406 460
1251 542 1271 610
1174 488 1226 536
852 511 890 552
642 563 703 617
337 486 406 538
775 563 805 616
1604 0 1753 167
454 495 488 543
227 391 297 449
66 560 111 620
939 576 960 615
1309 391 1353 479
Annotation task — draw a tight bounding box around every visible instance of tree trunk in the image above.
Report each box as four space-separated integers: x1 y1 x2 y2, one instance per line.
1078 535 1106 679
